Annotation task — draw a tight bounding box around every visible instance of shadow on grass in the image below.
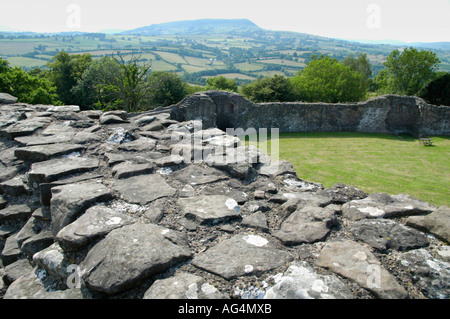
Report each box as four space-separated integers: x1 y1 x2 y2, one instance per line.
278 132 412 141
272 132 450 143
240 132 450 151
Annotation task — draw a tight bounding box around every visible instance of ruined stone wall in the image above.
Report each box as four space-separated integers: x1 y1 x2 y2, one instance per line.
172 91 450 137
0 92 449 300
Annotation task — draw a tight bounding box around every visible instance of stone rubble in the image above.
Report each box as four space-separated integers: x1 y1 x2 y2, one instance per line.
0 92 449 299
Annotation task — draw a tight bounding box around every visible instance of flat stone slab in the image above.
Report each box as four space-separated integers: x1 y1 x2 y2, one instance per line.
28 157 99 187
315 239 408 299
80 223 192 294
317 183 368 204
406 206 450 244
349 219 429 252
269 191 334 207
0 111 25 130
0 204 33 223
178 195 242 225
56 205 136 252
143 272 226 299
132 115 156 127
264 261 354 299
14 132 75 146
206 155 256 180
4 268 84 299
117 138 156 152
3 259 34 285
50 181 113 236
104 152 163 166
0 148 21 166
192 234 292 280
153 154 185 167
2 234 22 266
14 143 85 162
273 205 339 245
99 114 128 125
342 193 438 220
112 162 154 179
112 174 176 205
72 131 102 144
241 212 269 232
1 117 51 139
259 160 296 178
41 123 77 136
203 135 241 149
21 231 54 258
201 185 248 204
171 164 228 185
0 93 18 104
0 166 19 183
399 248 450 299
0 175 29 196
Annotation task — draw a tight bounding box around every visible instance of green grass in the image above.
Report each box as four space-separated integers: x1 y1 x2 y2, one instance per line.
149 60 178 72
203 73 256 80
7 57 47 68
155 51 187 64
258 58 306 68
236 62 265 72
251 132 450 207
184 56 211 67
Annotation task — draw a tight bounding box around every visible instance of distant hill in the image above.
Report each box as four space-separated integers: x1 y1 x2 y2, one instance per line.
1 18 449 79
123 19 261 35
411 42 450 50
345 39 450 50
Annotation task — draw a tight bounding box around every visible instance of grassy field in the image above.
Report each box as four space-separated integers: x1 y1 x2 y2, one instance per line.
2 30 449 82
7 56 48 68
203 73 256 80
255 132 449 207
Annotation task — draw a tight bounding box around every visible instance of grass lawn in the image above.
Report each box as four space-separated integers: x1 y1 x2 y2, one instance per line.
7 57 48 68
254 132 449 207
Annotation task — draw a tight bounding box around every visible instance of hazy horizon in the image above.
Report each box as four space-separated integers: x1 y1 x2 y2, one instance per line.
1 0 449 43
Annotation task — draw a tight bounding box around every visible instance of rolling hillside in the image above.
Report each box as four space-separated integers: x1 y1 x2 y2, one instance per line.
1 19 449 84
124 18 261 35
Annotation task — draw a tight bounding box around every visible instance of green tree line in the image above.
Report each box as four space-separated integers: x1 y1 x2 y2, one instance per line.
0 47 448 111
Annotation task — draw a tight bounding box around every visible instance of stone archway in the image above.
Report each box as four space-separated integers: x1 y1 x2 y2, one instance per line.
216 102 237 131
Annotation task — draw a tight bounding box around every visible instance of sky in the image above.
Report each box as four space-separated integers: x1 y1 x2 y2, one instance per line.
1 0 449 43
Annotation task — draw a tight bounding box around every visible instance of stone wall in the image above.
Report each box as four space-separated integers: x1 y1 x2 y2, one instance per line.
0 93 449 300
172 91 450 137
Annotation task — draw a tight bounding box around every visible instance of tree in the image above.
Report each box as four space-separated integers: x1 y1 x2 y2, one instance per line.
71 53 153 112
47 51 93 105
372 69 392 94
291 55 366 103
71 56 122 110
419 72 450 106
0 58 59 105
112 54 152 112
342 53 372 92
205 76 238 92
382 47 440 96
240 75 297 103
146 71 188 108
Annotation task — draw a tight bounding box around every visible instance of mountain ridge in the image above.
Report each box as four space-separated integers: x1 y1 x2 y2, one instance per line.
123 18 261 35
121 18 450 49
1 18 449 49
